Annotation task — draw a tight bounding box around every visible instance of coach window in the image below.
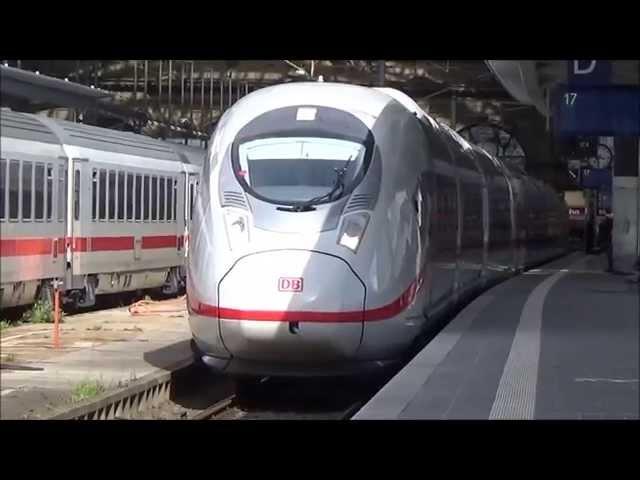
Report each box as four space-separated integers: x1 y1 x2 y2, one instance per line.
46 164 53 221
126 173 134 221
58 166 66 222
159 176 165 221
117 171 125 221
0 158 6 220
172 178 178 223
189 182 195 221
74 170 81 221
35 163 45 221
99 169 107 220
166 178 173 222
92 170 98 221
135 174 142 221
22 161 33 221
108 169 116 221
143 175 150 221
151 175 158 221
9 160 20 220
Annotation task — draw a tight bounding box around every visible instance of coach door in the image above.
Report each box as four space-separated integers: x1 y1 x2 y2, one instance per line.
184 172 199 256
67 158 88 285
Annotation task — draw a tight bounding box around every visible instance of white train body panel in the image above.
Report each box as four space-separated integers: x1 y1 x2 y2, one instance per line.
186 83 568 378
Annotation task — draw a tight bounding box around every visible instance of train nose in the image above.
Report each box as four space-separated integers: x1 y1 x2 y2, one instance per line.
218 250 365 364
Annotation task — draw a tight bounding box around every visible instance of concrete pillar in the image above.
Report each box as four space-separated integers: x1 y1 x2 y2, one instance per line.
611 60 639 272
612 137 639 272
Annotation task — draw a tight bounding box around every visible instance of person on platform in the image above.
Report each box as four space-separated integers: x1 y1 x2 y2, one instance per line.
584 210 595 254
597 211 613 271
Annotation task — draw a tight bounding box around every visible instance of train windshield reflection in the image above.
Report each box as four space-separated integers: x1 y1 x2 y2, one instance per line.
236 137 366 204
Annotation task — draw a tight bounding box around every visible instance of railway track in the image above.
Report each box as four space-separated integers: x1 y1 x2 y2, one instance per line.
49 361 382 420
194 377 374 420
196 395 365 420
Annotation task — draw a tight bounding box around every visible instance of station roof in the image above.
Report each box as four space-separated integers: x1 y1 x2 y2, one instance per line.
5 59 606 190
1 65 112 111
0 60 527 131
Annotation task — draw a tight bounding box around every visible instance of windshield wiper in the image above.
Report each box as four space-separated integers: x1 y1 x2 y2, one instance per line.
278 156 353 213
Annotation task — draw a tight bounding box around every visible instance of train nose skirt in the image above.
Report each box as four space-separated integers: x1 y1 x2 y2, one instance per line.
217 250 366 363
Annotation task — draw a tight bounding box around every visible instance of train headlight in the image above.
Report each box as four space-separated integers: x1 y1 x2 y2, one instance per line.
337 212 370 253
224 209 249 250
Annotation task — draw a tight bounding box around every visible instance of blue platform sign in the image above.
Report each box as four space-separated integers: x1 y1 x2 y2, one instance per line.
554 60 639 136
553 86 640 136
567 60 612 86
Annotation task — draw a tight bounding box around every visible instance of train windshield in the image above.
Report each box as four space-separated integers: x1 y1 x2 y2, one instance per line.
236 137 367 205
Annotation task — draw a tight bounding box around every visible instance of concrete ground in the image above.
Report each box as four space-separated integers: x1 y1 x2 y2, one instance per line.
354 253 639 420
0 297 192 419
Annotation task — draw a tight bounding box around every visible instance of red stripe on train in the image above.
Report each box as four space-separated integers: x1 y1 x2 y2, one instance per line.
0 238 57 257
142 235 177 249
1 235 181 256
188 272 426 323
80 236 134 252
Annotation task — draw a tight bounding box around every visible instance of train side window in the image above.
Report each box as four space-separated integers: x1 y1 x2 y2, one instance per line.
159 176 165 221
92 169 98 221
46 164 53 221
117 171 125 221
34 163 45 220
98 169 107 220
143 175 150 221
74 169 80 221
126 173 134 221
189 182 195 221
9 160 20 220
0 158 6 220
172 178 178 223
22 161 33 221
108 169 116 221
166 177 173 222
58 166 66 222
151 176 158 221
135 174 142 221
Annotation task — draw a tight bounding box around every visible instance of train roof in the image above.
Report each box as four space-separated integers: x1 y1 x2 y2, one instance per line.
224 82 395 130
0 109 205 166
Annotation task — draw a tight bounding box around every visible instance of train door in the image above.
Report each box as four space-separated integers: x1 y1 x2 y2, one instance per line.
438 127 485 295
502 168 526 271
183 172 199 257
49 161 66 275
482 153 516 274
471 152 490 283
66 158 88 293
426 129 459 317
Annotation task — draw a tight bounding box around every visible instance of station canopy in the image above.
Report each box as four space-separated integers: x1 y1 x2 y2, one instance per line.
1 60 535 139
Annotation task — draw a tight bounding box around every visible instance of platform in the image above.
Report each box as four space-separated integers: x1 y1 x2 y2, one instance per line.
0 297 192 419
354 253 639 420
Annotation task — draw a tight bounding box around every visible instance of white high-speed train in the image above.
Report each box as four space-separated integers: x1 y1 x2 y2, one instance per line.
187 82 568 379
0 109 203 309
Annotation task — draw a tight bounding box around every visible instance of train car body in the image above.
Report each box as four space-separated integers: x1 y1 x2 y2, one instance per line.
0 109 203 308
187 82 569 378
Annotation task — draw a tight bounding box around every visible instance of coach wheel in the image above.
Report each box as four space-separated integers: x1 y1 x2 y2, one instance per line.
77 276 97 308
36 281 54 308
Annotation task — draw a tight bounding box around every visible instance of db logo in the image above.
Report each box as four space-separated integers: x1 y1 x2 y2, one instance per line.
278 277 303 292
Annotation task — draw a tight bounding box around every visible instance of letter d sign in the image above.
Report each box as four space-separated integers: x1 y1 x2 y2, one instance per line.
573 60 597 75
568 60 610 86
